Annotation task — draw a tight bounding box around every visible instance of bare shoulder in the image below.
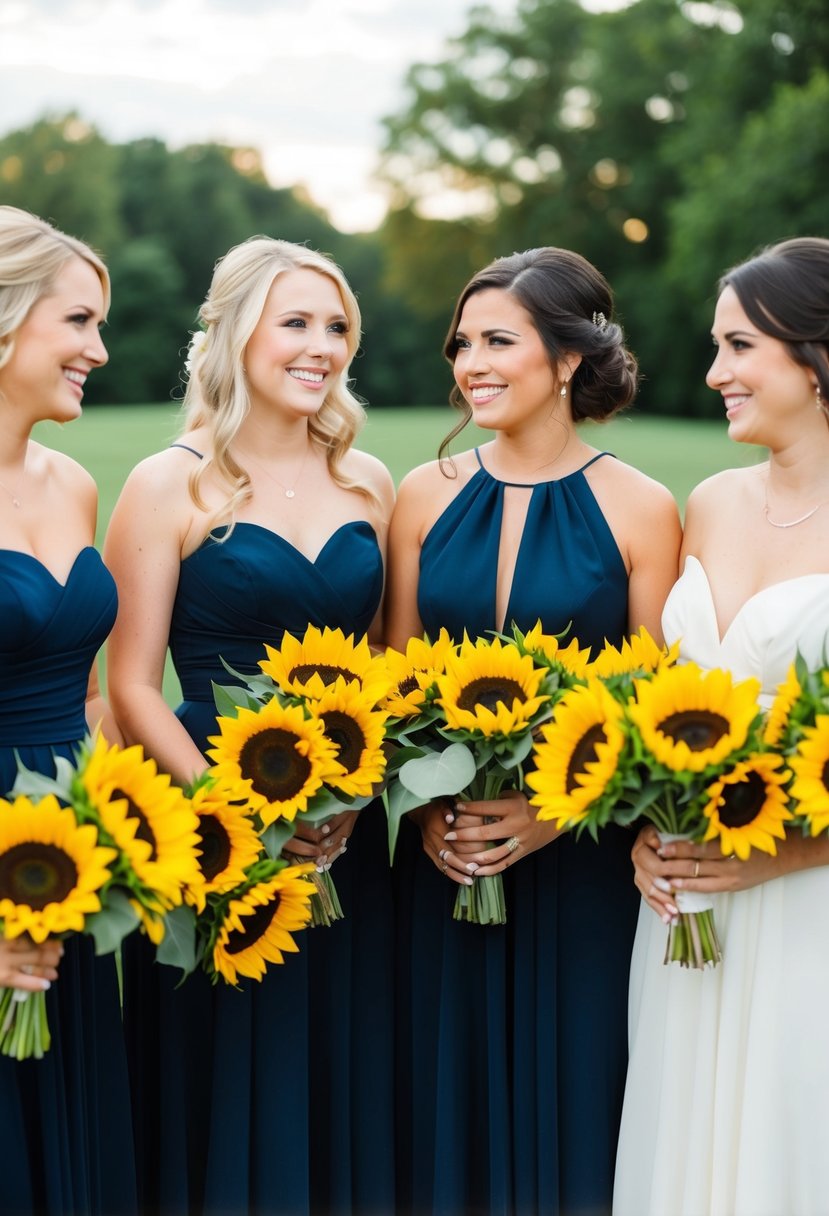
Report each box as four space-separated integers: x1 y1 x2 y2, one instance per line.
396 449 477 503
685 464 762 523
119 442 203 502
342 447 396 513
589 453 679 517
30 441 97 507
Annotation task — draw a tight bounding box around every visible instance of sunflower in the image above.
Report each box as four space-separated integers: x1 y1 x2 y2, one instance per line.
381 629 455 718
628 663 761 773
702 754 792 859
259 625 392 704
185 778 263 911
764 664 802 746
789 715 829 835
589 627 680 679
207 699 343 827
527 680 626 828
0 794 116 942
519 622 591 680
212 864 315 985
308 678 388 797
78 736 201 906
436 635 548 737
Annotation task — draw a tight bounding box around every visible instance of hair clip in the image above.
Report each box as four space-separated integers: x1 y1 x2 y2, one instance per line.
592 311 608 332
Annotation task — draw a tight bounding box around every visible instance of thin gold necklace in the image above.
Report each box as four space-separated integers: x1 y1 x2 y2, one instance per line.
764 479 826 529
236 444 311 500
0 474 21 508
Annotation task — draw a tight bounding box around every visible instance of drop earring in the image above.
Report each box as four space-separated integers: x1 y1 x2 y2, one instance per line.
560 382 568 398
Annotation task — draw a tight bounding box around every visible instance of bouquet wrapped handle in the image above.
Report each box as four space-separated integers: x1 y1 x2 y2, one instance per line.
657 832 722 969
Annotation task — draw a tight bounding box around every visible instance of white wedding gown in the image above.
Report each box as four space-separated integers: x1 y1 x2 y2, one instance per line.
614 556 829 1216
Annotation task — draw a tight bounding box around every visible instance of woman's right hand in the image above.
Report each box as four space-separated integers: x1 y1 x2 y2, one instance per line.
631 824 681 922
411 800 477 888
0 938 63 992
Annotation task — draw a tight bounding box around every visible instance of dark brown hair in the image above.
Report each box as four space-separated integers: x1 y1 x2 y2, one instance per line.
719 237 829 400
440 246 638 459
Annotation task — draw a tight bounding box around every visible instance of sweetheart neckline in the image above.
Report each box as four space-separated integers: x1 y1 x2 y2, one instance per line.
682 555 829 645
0 545 97 589
186 519 379 568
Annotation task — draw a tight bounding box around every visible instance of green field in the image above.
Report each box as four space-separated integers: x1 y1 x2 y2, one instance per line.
35 402 762 542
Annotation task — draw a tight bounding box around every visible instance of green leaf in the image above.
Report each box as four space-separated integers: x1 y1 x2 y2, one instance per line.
156 904 198 974
497 731 534 769
11 752 75 801
384 781 427 860
86 888 140 955
261 821 296 859
211 682 262 719
398 742 476 799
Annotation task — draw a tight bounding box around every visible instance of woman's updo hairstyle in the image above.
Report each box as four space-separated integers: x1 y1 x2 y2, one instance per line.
719 237 829 403
441 246 638 455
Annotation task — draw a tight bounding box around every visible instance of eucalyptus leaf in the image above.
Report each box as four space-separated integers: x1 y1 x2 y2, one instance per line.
86 889 140 955
399 742 476 799
261 821 295 860
385 781 427 860
498 731 534 769
156 904 198 974
211 682 261 718
11 752 74 800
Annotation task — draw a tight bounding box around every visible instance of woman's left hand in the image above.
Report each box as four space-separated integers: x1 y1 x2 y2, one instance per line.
287 810 358 868
656 832 813 895
440 791 561 878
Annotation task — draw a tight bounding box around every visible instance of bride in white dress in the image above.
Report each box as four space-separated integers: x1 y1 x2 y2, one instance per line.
614 237 829 1216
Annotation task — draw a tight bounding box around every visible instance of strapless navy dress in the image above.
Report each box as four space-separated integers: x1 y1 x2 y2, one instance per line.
123 492 394 1216
0 547 136 1216
394 452 640 1216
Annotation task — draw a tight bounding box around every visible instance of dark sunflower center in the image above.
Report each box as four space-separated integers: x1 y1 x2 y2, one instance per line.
457 676 526 715
717 771 768 828
196 815 231 882
224 893 281 954
320 711 366 774
289 664 359 688
112 787 158 860
239 729 311 802
0 843 78 909
397 675 419 697
565 724 606 793
658 711 729 752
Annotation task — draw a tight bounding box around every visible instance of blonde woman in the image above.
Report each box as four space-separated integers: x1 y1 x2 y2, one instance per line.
105 235 395 1215
0 206 135 1215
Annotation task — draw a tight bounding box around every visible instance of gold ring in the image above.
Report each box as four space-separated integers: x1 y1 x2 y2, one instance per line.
692 860 700 879
441 860 449 873
506 836 520 853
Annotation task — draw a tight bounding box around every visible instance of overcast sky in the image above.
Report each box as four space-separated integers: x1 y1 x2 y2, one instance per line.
0 0 525 231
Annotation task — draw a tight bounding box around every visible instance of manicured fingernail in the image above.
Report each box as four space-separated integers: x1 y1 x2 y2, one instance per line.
466 863 478 874
455 802 466 813
444 812 455 824
321 824 331 836
38 979 51 991
463 877 473 886
654 878 672 893
444 831 457 841
661 912 672 924
667 903 679 916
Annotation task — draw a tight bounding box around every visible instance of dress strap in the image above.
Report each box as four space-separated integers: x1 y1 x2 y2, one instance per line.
170 443 204 460
473 447 485 470
579 451 614 472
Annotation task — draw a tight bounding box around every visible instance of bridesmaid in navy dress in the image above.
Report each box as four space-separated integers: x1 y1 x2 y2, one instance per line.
386 248 682 1216
0 206 136 1215
105 236 396 1215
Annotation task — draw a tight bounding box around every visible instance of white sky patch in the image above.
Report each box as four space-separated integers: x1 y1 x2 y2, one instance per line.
0 0 519 230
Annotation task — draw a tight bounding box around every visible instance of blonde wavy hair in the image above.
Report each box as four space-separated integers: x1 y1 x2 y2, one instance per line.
0 205 110 369
182 235 369 521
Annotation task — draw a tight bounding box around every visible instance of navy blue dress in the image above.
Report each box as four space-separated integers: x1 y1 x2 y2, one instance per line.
0 547 137 1216
123 490 395 1216
394 451 640 1216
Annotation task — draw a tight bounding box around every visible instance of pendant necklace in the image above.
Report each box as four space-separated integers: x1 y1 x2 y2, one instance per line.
238 445 311 500
0 475 21 508
764 480 826 529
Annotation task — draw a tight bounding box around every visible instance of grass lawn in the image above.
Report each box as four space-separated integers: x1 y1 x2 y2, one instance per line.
36 402 763 543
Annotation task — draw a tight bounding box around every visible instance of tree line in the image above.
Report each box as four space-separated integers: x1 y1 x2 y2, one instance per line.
1 0 826 416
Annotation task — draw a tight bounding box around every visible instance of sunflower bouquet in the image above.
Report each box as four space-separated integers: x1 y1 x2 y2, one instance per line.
383 626 576 925
529 644 791 968
2 734 202 1058
208 625 392 926
765 655 829 838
